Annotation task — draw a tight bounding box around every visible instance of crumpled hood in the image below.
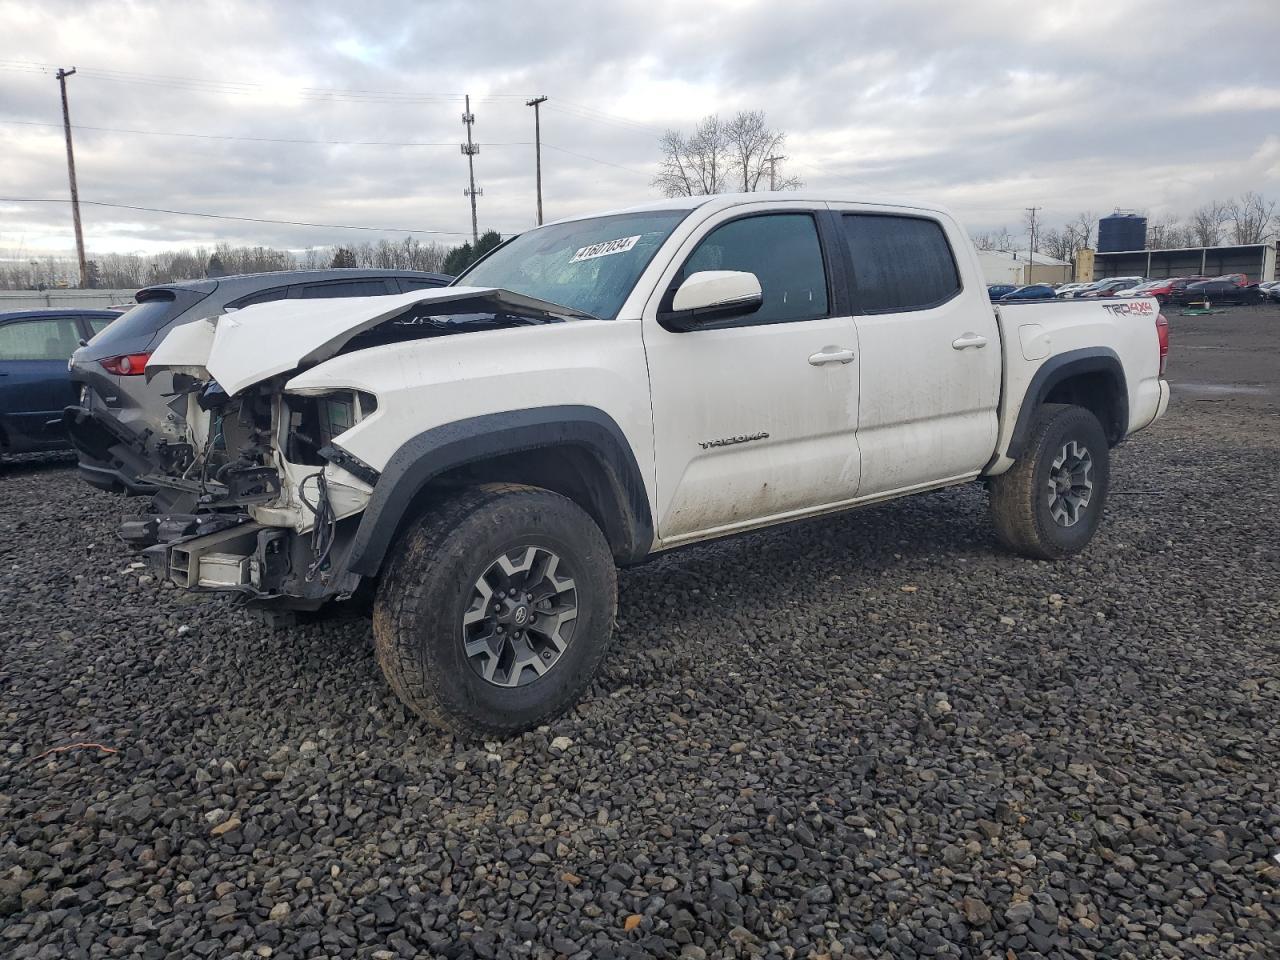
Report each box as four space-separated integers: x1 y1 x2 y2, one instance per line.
146 285 590 395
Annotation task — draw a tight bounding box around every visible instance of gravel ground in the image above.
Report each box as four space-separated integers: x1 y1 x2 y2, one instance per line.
2 305 1278 959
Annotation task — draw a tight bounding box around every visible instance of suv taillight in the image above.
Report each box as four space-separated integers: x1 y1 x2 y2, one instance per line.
1155 314 1169 376
99 352 152 376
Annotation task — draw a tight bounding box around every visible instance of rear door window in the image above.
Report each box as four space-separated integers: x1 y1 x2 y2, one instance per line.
0 317 82 360
842 214 961 313
293 279 395 299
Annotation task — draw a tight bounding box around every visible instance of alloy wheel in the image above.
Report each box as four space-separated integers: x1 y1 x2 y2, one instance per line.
1046 440 1093 527
461 545 579 687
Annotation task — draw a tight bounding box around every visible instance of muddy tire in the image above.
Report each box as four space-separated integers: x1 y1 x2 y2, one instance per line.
372 484 617 737
989 403 1110 560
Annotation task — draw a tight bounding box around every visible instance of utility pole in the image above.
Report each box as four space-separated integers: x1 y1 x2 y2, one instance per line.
460 94 480 243
765 155 784 191
526 95 548 225
1025 206 1041 285
56 67 88 288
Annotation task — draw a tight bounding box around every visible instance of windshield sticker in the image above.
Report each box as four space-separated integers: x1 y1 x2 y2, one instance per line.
569 235 641 263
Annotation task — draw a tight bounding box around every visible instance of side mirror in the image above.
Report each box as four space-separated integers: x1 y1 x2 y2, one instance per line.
659 271 763 329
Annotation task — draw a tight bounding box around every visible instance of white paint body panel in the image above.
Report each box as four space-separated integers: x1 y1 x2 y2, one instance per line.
828 201 1002 496
639 200 861 543
984 296 1166 475
149 286 579 396
285 317 657 515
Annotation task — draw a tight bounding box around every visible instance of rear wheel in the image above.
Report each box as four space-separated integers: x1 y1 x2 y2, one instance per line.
372 484 617 737
989 404 1110 560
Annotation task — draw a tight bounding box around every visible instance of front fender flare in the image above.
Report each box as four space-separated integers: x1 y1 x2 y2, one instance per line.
345 405 653 576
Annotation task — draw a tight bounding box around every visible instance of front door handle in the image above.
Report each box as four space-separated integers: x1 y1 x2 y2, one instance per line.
952 333 989 350
808 347 856 366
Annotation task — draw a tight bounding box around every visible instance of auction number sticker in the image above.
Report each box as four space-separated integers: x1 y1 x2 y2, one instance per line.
569 235 641 263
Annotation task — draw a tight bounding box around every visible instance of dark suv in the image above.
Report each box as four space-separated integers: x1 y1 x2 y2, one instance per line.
66 269 450 493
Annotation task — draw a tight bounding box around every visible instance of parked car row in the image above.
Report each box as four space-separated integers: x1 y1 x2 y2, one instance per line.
1 269 450 463
988 273 1273 305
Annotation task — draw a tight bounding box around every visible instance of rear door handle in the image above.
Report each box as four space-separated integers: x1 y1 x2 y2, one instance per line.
952 333 988 350
808 347 856 366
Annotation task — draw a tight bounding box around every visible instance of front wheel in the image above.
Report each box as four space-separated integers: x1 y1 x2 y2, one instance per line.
989 404 1110 560
372 484 618 737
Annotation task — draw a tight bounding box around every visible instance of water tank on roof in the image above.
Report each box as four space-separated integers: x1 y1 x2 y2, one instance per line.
1098 213 1147 253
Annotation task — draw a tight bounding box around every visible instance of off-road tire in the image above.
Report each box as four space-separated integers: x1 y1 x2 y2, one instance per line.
372 484 617 737
989 403 1110 560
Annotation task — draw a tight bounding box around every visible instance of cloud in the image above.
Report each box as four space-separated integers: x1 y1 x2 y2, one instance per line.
0 0 1276 258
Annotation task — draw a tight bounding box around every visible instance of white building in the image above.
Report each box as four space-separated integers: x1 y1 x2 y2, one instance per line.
976 249 1072 286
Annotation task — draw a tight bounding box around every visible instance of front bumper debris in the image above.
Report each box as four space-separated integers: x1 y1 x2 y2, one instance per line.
63 404 192 497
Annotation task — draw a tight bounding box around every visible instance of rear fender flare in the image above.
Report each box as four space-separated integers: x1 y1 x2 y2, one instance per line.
1003 348 1128 462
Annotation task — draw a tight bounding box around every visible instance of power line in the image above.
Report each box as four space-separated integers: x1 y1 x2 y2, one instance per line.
0 59 533 104
0 117 530 148
547 99 666 135
0 119 654 178
0 197 489 237
541 143 651 177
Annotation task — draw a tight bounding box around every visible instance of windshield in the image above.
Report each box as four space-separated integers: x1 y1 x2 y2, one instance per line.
457 210 690 319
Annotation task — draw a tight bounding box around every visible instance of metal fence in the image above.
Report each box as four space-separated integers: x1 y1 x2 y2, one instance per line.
0 289 137 311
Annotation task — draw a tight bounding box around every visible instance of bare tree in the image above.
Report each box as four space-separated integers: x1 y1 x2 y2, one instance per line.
653 111 800 197
1188 201 1229 247
1068 211 1096 251
725 110 801 191
1147 214 1189 249
1226 191 1278 244
971 226 1014 251
1039 228 1077 263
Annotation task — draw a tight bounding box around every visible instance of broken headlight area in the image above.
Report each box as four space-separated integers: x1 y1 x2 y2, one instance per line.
282 390 378 473
124 381 376 604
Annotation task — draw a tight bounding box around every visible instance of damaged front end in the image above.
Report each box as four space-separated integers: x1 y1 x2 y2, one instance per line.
117 284 584 609
125 376 379 608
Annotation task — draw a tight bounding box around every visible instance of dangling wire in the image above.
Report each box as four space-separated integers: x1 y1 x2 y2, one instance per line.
299 471 336 581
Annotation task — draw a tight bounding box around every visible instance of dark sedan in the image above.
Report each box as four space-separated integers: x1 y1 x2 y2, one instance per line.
1169 280 1265 306
987 284 1019 301
1000 284 1057 301
1 308 121 457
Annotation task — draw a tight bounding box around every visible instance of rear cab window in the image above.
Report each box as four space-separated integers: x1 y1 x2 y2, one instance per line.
841 213 961 313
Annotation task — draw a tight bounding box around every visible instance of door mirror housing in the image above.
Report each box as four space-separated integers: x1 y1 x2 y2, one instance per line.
660 271 763 329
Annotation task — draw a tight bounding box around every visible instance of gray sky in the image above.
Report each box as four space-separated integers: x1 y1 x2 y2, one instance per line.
2 0 1278 258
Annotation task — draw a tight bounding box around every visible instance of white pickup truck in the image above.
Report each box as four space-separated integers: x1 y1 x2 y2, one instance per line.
133 193 1170 735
